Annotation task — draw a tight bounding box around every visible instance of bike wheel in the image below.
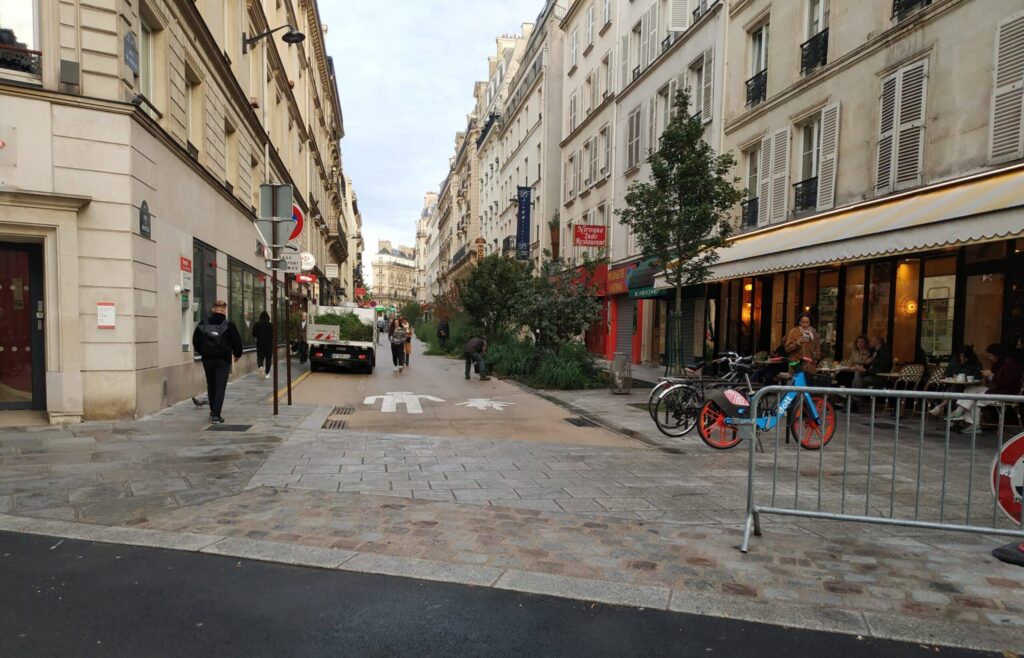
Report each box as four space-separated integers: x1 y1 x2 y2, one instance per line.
653 385 700 437
789 396 837 450
697 400 743 450
647 380 673 421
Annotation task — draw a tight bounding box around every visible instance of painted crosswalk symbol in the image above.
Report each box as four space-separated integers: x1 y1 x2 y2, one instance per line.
363 392 445 414
455 399 516 411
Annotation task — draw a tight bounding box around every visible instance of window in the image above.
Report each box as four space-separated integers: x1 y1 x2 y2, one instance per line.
690 60 704 120
601 52 612 98
799 116 821 182
569 92 578 133
626 107 642 169
139 20 154 99
603 0 612 27
751 24 769 76
586 6 595 46
658 85 671 142
589 136 599 184
225 120 238 190
0 0 40 78
584 74 594 116
600 124 611 175
229 260 268 349
875 60 928 195
807 0 824 38
741 146 761 227
576 148 584 194
990 12 1024 163
632 22 643 79
185 69 204 157
570 29 579 71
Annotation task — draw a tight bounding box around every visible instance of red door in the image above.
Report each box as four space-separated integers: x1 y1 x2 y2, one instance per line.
0 243 45 410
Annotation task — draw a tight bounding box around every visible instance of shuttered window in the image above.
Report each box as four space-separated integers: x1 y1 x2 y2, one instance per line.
816 102 840 211
627 107 642 169
620 34 630 91
769 127 790 224
875 60 928 195
587 6 595 46
990 11 1024 163
757 134 772 226
669 0 690 32
570 30 579 70
701 47 714 124
647 3 660 66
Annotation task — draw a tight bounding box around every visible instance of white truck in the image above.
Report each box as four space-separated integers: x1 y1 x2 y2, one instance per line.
306 304 378 373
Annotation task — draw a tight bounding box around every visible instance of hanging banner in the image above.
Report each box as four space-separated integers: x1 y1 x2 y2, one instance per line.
515 186 531 261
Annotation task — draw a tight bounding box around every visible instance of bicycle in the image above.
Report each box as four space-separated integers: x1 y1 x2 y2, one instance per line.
696 357 837 450
646 352 746 420
651 353 751 438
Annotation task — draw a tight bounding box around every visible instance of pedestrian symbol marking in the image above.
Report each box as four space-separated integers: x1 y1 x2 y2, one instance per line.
364 392 445 414
456 399 516 411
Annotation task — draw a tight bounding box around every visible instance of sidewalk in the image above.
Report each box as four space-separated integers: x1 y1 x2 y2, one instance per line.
1 355 1022 654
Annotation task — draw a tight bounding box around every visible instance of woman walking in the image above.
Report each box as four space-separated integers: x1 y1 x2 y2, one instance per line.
253 311 274 379
784 312 822 374
388 316 409 373
401 317 413 368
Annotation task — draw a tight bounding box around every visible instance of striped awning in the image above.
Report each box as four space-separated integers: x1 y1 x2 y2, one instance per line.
706 164 1024 281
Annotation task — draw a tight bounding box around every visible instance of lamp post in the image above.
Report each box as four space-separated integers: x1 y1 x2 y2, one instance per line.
242 25 306 54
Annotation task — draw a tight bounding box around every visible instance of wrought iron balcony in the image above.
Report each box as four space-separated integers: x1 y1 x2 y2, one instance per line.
745 69 767 107
691 110 702 124
741 197 759 228
661 35 673 54
800 28 828 75
692 0 715 22
0 43 41 76
501 235 516 255
892 0 931 20
793 176 818 214
451 244 468 267
632 65 641 82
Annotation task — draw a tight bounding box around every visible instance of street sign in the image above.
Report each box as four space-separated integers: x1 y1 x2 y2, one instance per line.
279 253 301 273
290 204 304 241
364 392 445 414
993 431 1024 524
356 287 367 298
300 251 316 271
256 184 293 248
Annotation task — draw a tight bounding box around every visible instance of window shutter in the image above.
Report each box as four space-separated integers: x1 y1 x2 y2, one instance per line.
648 4 660 66
875 73 897 195
577 148 584 193
990 12 1024 163
758 134 772 227
607 49 615 95
649 97 657 154
669 0 690 32
769 127 790 223
587 7 595 45
620 35 630 91
639 13 650 70
894 60 927 190
702 47 714 124
816 102 840 211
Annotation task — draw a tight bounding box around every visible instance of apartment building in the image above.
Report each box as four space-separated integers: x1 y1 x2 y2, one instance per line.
446 113 483 285
497 0 569 269
0 0 352 421
712 0 1024 365
414 192 438 304
372 240 416 310
340 174 364 300
478 30 532 257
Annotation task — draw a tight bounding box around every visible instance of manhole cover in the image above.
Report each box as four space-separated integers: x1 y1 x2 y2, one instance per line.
206 424 251 432
565 417 598 428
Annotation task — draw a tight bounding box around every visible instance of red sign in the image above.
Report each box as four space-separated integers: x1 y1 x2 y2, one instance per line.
290 204 304 241
607 263 637 295
355 287 367 298
180 257 192 273
295 273 318 284
574 224 607 247
993 431 1024 524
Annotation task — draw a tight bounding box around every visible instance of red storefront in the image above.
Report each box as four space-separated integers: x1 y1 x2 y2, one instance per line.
605 261 643 364
578 263 609 358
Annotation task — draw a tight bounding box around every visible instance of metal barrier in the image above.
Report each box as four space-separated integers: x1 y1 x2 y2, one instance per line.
739 385 1024 552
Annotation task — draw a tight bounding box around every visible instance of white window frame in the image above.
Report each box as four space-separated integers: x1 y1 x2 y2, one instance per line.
570 29 579 70
604 0 613 27
807 0 825 39
569 92 578 133
587 5 595 46
750 23 769 76
600 124 611 175
746 146 761 199
690 59 704 118
627 107 642 169
139 19 154 99
0 0 41 82
800 114 822 181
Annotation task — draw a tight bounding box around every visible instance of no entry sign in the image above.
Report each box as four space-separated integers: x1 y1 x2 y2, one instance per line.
290 204 304 241
992 431 1024 524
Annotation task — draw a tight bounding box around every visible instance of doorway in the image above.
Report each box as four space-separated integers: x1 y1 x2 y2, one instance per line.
0 242 45 410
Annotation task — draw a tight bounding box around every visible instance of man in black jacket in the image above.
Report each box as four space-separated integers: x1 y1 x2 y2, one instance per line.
192 300 243 423
852 335 893 390
463 335 491 381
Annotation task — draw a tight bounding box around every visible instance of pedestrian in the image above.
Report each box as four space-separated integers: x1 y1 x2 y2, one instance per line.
377 316 387 345
784 312 821 374
401 317 413 368
388 315 409 372
192 300 243 424
463 335 491 381
437 318 450 352
295 311 310 364
253 310 274 379
953 343 1021 432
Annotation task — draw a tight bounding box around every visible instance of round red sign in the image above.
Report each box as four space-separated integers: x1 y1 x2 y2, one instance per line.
992 431 1024 525
289 204 304 241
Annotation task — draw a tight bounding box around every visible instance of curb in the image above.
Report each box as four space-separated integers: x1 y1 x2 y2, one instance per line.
0 513 1020 654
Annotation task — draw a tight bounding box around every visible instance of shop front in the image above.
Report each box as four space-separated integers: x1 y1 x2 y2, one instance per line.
707 166 1024 365
578 263 610 358
606 261 640 363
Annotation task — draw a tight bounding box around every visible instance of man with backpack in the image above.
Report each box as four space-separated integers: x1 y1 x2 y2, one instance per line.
192 300 243 423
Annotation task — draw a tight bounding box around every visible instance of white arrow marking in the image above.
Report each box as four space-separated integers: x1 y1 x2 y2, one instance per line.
363 392 445 414
455 399 516 411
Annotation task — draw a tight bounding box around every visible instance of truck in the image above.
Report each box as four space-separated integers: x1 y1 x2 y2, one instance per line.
306 304 377 373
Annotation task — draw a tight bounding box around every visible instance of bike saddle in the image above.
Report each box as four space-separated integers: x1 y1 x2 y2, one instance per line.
732 363 753 373
686 360 706 370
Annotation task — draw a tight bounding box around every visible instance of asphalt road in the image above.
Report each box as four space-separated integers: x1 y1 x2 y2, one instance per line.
291 338 639 447
0 531 993 658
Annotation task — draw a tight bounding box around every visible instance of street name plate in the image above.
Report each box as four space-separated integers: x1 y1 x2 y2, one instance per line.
280 253 301 273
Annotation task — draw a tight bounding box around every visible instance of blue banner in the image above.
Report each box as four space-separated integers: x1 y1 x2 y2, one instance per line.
515 186 532 261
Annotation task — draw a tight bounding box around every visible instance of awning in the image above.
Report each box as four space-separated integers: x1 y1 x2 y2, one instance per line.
706 164 1024 281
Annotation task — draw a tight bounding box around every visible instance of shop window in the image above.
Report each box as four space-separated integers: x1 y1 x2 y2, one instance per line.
920 256 956 362
817 270 839 359
229 260 267 349
801 271 818 318
786 271 800 333
770 273 786 350
964 242 1007 264
964 273 1004 356
740 279 754 354
866 262 892 343
892 259 920 363
842 266 866 360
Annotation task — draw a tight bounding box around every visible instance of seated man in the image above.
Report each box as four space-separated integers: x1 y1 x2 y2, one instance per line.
852 335 892 390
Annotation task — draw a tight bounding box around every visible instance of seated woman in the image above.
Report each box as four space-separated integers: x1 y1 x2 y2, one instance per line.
835 335 870 388
929 345 982 417
953 343 1021 432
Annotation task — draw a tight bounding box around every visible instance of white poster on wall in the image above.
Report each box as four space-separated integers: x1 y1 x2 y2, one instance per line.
97 302 116 329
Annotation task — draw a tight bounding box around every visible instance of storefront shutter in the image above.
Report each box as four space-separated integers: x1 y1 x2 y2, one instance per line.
769 126 790 223
990 12 1024 163
894 60 928 190
702 47 714 124
875 74 898 196
758 133 772 226
616 297 635 354
816 102 840 211
669 0 690 32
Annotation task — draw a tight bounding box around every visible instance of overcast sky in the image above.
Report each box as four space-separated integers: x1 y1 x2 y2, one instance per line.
322 0 541 288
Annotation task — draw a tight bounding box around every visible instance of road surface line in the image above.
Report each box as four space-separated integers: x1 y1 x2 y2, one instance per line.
275 370 312 399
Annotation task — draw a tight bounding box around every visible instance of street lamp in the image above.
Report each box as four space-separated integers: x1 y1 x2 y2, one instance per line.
242 25 306 54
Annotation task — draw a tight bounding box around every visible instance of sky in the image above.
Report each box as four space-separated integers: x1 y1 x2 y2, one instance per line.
321 0 543 288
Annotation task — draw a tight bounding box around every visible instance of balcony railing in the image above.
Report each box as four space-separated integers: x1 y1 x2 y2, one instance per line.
691 110 702 124
0 43 41 76
451 244 468 267
632 65 641 82
661 35 673 54
502 235 516 255
800 28 829 74
741 197 759 228
745 69 767 107
692 0 716 22
793 176 818 214
892 0 931 20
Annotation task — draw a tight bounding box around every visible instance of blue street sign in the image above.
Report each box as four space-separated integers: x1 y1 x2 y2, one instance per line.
516 186 531 261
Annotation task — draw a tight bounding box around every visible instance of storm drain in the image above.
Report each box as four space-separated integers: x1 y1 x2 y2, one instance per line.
565 416 599 428
206 424 252 432
322 406 354 430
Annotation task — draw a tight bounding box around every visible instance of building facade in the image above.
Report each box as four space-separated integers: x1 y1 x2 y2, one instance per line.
414 192 437 304
372 240 416 310
0 0 353 421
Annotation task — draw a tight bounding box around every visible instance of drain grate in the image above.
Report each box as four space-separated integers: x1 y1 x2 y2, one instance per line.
206 424 252 432
322 419 348 430
321 406 354 430
565 416 599 428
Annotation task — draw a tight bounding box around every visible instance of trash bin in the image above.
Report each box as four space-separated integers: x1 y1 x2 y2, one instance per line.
609 351 632 395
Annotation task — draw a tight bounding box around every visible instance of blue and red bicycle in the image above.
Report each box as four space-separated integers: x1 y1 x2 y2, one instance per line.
696 357 837 451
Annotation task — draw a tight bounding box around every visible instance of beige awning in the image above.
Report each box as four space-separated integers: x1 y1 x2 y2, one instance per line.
704 164 1024 281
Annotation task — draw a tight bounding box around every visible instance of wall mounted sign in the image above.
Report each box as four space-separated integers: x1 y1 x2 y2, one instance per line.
139 200 151 238
299 251 316 271
573 224 606 247
295 273 318 284
180 256 193 291
124 32 139 76
97 302 116 329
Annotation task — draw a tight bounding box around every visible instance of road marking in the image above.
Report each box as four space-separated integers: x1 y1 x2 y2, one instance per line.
363 392 445 414
455 399 516 411
275 370 311 399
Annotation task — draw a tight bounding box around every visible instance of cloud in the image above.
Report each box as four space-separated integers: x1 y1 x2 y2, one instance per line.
321 0 542 285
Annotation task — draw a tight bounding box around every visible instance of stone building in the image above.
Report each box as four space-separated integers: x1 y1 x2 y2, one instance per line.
0 0 353 421
414 192 438 305
371 240 416 310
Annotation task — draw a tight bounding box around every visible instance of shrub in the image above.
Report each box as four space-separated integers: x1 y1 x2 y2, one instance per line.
487 338 536 378
529 341 596 390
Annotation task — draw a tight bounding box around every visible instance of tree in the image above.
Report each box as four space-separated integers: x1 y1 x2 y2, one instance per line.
460 254 533 339
518 261 603 349
399 301 422 325
615 88 744 374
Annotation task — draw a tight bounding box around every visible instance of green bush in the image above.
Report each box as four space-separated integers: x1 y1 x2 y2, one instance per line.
531 345 590 390
487 339 536 378
312 312 374 342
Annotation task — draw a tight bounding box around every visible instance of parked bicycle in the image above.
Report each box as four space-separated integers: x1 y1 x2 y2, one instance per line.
650 353 752 438
696 357 837 450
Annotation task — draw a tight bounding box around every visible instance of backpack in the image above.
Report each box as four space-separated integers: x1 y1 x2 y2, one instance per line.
198 319 231 358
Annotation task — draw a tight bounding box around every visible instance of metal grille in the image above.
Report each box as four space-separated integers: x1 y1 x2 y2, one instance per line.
566 417 599 428
322 419 348 430
741 197 759 228
206 424 252 432
800 28 829 74
745 69 767 107
321 406 354 430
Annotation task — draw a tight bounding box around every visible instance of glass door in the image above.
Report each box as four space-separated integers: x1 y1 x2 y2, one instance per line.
0 243 45 410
